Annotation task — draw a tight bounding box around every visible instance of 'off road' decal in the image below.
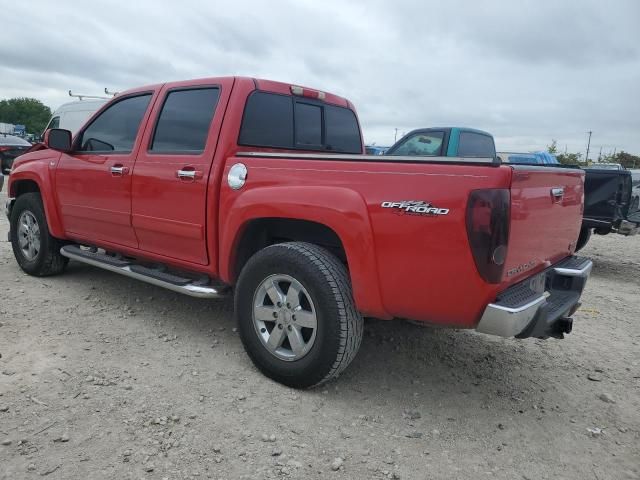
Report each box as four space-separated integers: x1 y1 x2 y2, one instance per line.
381 200 449 216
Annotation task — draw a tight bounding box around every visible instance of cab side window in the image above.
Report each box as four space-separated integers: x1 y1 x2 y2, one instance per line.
391 132 444 156
77 94 152 153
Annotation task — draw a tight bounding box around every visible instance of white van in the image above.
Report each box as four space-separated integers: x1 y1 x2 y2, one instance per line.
43 99 107 135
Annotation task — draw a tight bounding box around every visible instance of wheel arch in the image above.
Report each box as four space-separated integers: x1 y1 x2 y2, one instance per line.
220 186 390 319
9 172 65 239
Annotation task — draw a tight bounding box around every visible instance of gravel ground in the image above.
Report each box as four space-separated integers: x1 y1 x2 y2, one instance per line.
0 189 638 480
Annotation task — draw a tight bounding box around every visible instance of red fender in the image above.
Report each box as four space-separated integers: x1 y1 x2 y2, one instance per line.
219 186 391 319
8 149 65 239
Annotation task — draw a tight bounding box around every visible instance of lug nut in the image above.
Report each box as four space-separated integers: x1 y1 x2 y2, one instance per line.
292 315 296 321
272 311 278 318
286 303 291 309
277 302 282 308
278 324 283 330
287 325 292 331
260 327 266 333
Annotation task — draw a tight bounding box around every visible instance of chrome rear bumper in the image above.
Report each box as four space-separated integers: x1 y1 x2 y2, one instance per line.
476 256 593 339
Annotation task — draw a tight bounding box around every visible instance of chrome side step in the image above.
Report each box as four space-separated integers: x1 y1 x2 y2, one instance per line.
60 245 229 298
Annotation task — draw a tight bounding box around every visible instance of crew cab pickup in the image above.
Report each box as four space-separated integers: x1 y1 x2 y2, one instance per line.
5 77 592 388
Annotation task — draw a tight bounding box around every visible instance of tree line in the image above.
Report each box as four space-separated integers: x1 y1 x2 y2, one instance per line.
547 139 640 169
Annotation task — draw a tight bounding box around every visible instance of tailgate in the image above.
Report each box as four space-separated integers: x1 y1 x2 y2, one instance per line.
504 165 584 284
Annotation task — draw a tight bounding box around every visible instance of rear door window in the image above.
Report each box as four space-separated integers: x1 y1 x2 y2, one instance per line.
77 94 152 153
150 88 220 153
457 132 495 157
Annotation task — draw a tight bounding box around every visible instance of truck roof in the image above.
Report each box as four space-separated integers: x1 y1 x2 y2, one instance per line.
117 77 352 109
53 99 108 114
408 126 492 136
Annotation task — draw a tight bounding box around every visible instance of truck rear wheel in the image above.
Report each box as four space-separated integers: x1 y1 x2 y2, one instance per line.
235 242 363 388
10 193 68 276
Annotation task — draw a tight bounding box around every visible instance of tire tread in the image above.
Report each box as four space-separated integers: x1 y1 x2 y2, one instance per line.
235 241 363 388
276 242 363 386
10 193 67 277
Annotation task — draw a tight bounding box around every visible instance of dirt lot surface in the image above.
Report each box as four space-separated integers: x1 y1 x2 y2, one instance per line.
0 190 638 480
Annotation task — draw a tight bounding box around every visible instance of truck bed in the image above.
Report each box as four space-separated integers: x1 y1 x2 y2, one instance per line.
221 153 584 328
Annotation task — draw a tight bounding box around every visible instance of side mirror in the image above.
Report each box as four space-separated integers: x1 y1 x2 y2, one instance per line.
44 129 72 152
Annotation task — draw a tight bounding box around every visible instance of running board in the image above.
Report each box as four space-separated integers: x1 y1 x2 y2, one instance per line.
60 245 229 298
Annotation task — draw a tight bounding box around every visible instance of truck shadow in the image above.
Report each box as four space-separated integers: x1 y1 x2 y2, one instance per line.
57 261 575 417
589 255 640 287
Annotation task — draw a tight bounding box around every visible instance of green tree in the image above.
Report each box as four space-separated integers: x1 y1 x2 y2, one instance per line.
613 151 640 169
557 152 583 165
0 98 52 134
546 139 582 165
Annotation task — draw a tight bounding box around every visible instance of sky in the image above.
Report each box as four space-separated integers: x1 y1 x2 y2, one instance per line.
1 0 639 156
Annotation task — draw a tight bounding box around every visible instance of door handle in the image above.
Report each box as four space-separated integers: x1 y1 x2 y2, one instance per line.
176 169 203 181
551 187 564 202
110 165 129 176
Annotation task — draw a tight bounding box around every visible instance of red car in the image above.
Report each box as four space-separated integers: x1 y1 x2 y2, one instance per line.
5 77 592 388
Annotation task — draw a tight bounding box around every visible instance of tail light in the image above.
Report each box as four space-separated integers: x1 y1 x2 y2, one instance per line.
466 189 510 283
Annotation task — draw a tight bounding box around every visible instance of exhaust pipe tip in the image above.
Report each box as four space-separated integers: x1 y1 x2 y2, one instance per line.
558 317 573 335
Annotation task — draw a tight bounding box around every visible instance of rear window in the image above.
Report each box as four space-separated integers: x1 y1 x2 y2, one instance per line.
325 106 361 152
238 91 361 153
238 93 293 148
457 132 495 157
151 88 221 153
295 103 322 147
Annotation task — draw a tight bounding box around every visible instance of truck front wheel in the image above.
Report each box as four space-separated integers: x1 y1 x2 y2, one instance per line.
235 242 363 388
10 193 68 276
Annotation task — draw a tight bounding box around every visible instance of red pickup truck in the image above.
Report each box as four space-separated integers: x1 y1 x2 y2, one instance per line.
5 76 592 388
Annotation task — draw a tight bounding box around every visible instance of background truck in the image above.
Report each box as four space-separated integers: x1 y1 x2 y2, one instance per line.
43 99 108 135
385 127 496 158
6 77 591 388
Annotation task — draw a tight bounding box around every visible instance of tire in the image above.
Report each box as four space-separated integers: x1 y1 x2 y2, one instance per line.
575 227 591 252
235 242 363 389
10 192 68 276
